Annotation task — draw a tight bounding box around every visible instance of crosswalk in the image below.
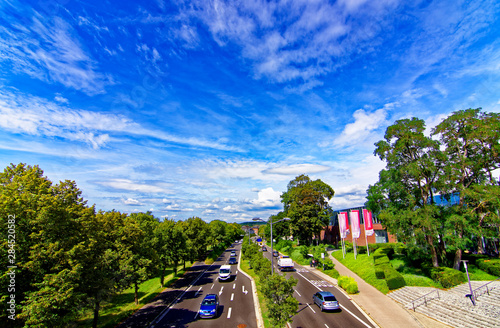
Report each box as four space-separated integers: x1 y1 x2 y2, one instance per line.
310 280 334 288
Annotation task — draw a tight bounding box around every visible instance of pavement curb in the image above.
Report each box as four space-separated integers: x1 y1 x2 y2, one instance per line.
238 248 265 328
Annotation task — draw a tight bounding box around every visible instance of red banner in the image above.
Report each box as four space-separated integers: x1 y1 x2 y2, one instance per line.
338 212 349 238
363 209 374 236
350 210 360 239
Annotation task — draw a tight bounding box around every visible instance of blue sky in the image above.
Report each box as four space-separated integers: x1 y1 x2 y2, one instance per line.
1 0 499 223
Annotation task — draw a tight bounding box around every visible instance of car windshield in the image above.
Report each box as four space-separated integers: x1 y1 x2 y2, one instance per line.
324 296 337 302
220 269 230 274
202 299 216 305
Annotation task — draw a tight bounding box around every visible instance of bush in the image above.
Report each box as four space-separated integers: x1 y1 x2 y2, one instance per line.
375 266 386 279
392 243 407 255
204 258 215 265
374 256 390 266
338 276 358 294
476 259 500 277
384 266 406 290
430 267 466 288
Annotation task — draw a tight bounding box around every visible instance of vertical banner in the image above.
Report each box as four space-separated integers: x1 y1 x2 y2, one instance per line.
338 212 349 258
350 210 360 259
363 209 374 256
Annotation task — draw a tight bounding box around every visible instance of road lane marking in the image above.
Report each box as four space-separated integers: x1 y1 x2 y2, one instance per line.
339 304 372 328
231 293 234 301
307 303 316 313
325 324 330 328
233 283 236 289
297 272 323 291
211 284 214 289
186 285 192 291
294 289 301 297
297 271 372 328
195 286 202 296
219 286 224 296
227 307 232 319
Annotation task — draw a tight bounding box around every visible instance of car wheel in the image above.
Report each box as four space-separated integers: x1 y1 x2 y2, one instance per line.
320 304 324 312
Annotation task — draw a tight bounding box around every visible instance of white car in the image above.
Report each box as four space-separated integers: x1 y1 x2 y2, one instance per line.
230 251 236 257
219 265 231 281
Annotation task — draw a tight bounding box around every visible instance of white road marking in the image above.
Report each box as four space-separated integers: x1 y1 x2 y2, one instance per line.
294 289 301 297
325 324 330 328
339 304 372 328
211 284 214 289
219 286 224 296
307 303 316 313
186 285 192 291
298 272 372 328
231 293 234 301
233 283 236 289
227 307 232 319
195 287 202 296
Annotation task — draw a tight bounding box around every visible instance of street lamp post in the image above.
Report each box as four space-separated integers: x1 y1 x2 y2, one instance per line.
462 260 475 305
253 217 290 274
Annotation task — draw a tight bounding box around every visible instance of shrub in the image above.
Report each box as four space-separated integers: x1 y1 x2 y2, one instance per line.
374 256 390 266
384 266 406 290
204 258 215 265
338 276 358 294
392 243 407 255
430 267 466 288
375 266 386 279
357 246 367 254
476 259 500 277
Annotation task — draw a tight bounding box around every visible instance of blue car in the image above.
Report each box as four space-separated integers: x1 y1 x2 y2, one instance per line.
229 257 237 265
199 294 219 318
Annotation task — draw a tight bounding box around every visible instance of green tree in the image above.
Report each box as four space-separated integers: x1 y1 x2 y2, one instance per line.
369 118 443 267
281 174 334 245
208 220 227 249
261 274 299 328
155 219 187 285
182 217 209 262
432 108 500 268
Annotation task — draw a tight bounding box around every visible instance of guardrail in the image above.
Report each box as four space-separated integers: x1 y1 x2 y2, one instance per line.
472 277 500 301
410 289 440 312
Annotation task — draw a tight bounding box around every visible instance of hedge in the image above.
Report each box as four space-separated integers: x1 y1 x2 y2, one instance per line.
384 265 406 290
476 259 500 277
430 267 466 288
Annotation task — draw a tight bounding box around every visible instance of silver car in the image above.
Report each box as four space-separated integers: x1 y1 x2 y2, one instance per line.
313 291 340 311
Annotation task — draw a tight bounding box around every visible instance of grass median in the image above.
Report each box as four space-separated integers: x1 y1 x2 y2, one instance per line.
76 262 193 328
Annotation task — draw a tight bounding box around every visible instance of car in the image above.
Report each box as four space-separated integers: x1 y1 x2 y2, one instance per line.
230 251 236 257
219 264 231 281
313 291 340 311
228 257 237 265
199 294 219 318
262 246 267 252
273 250 279 257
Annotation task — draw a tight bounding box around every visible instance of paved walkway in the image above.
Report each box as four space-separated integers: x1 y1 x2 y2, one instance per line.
306 252 452 328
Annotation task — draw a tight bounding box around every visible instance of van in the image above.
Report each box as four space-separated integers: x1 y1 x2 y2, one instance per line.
219 264 231 281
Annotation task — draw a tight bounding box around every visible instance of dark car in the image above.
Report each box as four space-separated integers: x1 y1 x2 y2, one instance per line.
262 246 267 252
228 257 237 265
199 294 219 318
273 250 279 257
313 291 340 311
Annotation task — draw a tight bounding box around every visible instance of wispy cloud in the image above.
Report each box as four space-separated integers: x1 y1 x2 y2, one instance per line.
0 9 111 95
96 179 172 193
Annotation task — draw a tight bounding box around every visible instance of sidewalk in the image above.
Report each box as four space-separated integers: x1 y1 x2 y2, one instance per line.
306 252 451 328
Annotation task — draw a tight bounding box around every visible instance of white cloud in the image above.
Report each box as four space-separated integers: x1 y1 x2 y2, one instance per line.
250 187 281 208
0 12 111 95
123 198 143 205
263 164 330 175
97 179 171 193
333 107 388 148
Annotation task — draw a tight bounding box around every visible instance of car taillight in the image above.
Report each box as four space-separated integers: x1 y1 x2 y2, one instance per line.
322 302 326 305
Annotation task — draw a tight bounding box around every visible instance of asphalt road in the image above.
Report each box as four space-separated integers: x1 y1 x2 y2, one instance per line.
153 241 257 328
263 249 376 328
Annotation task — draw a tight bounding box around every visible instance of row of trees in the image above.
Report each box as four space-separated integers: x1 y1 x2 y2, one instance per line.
367 108 500 269
241 237 298 328
0 163 243 328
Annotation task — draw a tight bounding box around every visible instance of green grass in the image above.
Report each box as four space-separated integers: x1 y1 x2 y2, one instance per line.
76 262 192 328
332 251 390 294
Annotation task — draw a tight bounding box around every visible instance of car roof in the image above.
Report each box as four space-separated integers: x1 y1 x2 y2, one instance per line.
317 291 334 296
220 264 231 269
204 293 217 300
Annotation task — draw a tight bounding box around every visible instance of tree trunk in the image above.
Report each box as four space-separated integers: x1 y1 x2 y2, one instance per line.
160 267 165 288
426 235 439 267
477 236 484 254
134 282 139 305
173 261 178 276
92 299 100 328
453 248 462 270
